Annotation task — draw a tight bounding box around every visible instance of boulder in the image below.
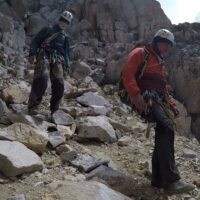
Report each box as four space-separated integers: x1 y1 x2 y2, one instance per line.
0 141 43 177
68 153 109 173
86 165 136 196
118 136 132 147
175 101 192 138
183 148 198 159
76 116 117 143
57 125 74 140
0 123 49 153
2 85 28 104
52 110 75 126
56 144 75 155
48 131 66 148
70 61 92 80
77 92 111 107
0 98 8 117
25 14 46 37
49 180 132 200
60 151 78 162
105 58 124 84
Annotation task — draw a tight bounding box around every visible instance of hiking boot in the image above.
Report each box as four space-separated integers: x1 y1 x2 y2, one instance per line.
151 181 162 189
164 180 195 195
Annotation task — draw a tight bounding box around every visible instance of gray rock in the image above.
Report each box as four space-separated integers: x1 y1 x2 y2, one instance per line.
0 123 49 153
48 131 66 148
56 144 74 155
77 92 111 107
86 165 136 196
0 141 43 177
76 116 117 143
25 14 46 37
0 98 8 118
2 85 28 104
89 105 111 116
10 104 27 114
70 61 92 80
183 148 197 159
108 119 132 132
7 194 25 200
52 110 74 126
56 125 74 140
118 136 132 147
49 180 132 200
69 154 109 173
60 151 78 162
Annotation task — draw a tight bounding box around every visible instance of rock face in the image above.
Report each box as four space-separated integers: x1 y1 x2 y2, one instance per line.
50 181 132 200
68 0 171 42
0 141 43 177
76 116 117 143
0 123 49 153
167 23 200 140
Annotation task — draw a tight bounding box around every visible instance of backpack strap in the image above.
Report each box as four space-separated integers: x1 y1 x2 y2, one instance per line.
135 47 150 80
118 47 150 105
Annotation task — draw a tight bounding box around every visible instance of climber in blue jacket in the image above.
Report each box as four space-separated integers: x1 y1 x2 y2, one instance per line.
28 11 73 115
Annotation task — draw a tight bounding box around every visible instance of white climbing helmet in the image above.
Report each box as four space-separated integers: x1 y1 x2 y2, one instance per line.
60 11 73 23
154 29 175 46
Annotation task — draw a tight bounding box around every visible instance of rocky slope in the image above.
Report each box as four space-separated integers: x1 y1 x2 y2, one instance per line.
167 23 200 141
0 0 199 200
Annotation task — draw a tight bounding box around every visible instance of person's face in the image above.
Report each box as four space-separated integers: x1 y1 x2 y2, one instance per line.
58 18 70 30
157 42 172 56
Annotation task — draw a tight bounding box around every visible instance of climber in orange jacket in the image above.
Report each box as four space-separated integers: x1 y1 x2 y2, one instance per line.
121 29 195 195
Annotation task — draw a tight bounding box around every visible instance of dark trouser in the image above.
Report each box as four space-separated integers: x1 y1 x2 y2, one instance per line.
28 55 64 113
147 103 181 188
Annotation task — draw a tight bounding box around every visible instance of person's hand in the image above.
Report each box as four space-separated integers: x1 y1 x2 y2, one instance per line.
28 56 35 64
131 94 146 114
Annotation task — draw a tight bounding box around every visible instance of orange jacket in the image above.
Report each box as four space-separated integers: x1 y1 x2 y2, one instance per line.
122 45 167 98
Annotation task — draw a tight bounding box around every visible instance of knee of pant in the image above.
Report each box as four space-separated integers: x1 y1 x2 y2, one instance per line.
32 75 48 91
52 79 64 94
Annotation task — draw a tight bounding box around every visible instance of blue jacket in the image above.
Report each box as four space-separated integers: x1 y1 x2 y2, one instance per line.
29 24 71 68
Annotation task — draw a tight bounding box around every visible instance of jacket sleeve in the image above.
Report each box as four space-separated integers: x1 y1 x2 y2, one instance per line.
122 48 144 97
29 27 49 57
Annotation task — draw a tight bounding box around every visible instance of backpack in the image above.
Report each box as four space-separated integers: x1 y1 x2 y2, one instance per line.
118 47 150 105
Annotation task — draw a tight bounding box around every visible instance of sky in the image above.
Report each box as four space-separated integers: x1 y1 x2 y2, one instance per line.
157 0 200 24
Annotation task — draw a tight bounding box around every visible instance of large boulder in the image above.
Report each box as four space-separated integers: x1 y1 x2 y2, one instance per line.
0 123 49 153
86 165 136 196
175 101 192 138
70 61 92 80
51 110 75 126
166 37 200 140
0 141 43 177
68 153 109 173
48 180 132 200
76 116 117 143
2 85 28 104
77 92 111 107
25 14 46 37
